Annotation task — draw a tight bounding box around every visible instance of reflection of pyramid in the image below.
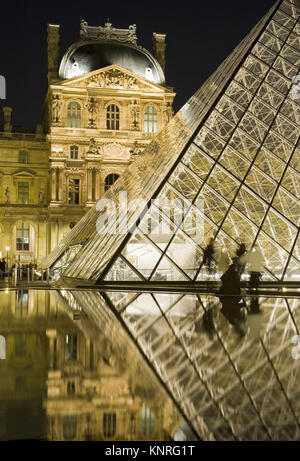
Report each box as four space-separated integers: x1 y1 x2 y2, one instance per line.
42 0 300 282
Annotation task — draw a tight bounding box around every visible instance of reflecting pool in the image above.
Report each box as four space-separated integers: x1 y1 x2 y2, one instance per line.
0 289 299 441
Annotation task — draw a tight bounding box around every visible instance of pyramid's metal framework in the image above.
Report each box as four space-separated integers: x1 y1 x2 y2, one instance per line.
61 289 300 440
42 0 300 284
44 0 300 441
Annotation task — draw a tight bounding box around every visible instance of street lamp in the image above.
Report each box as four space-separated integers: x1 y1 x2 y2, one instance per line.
5 246 10 270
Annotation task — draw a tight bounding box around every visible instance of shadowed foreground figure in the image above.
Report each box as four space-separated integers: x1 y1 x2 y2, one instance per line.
219 264 246 337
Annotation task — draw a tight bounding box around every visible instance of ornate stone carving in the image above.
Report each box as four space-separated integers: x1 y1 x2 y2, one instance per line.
39 190 45 205
87 138 101 155
79 20 137 45
102 142 125 160
5 187 10 205
130 100 140 131
51 94 62 126
129 141 144 158
86 97 98 128
163 102 173 124
87 69 139 89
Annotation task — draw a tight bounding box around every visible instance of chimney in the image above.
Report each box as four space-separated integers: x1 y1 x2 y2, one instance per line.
152 33 166 73
47 24 60 85
2 106 12 132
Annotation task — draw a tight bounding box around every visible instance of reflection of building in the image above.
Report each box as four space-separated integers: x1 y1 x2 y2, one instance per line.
0 21 175 266
0 290 182 441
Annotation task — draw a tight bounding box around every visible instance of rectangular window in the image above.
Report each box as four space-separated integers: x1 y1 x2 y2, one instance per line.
16 222 30 251
18 182 29 204
65 334 78 361
19 151 28 164
68 179 80 205
103 413 116 437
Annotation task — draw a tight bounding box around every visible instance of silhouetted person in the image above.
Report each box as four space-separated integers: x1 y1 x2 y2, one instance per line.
219 264 246 336
235 243 247 276
202 238 215 273
244 244 264 288
202 308 215 339
0 258 5 280
249 297 261 314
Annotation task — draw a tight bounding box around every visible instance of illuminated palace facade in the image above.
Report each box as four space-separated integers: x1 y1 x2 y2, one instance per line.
0 21 175 266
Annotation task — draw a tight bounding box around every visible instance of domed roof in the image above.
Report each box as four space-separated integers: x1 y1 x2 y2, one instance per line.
59 21 165 86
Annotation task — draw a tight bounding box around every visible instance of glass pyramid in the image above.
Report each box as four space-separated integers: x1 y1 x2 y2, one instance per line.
59 288 300 440
42 0 300 283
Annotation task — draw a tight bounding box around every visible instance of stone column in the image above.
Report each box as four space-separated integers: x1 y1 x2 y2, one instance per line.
152 33 166 73
85 339 90 370
2 106 12 132
47 24 60 85
87 168 93 202
51 168 57 201
95 169 101 200
58 167 63 202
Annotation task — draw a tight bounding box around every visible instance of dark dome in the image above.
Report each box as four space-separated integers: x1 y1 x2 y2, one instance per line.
59 41 165 86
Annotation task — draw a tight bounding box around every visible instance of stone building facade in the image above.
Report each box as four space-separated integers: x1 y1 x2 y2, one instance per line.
0 21 175 266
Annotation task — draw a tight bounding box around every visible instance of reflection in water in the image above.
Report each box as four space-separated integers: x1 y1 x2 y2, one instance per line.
0 289 300 441
0 290 184 441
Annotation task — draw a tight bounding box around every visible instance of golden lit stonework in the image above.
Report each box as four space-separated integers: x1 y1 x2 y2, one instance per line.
0 21 175 266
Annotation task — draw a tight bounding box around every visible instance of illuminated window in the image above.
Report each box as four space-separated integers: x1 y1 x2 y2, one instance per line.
19 151 28 164
141 404 155 436
16 222 30 251
70 145 79 159
103 413 116 437
15 291 28 317
144 106 157 134
63 415 77 440
104 173 119 192
67 102 81 128
68 178 80 205
106 104 120 130
65 334 77 361
15 333 26 357
18 182 29 204
0 335 6 359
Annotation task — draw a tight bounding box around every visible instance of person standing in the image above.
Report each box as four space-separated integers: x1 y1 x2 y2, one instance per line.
244 244 264 288
202 238 215 273
219 264 246 336
235 243 247 276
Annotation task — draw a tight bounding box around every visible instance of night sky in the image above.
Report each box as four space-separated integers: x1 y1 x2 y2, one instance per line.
0 0 276 129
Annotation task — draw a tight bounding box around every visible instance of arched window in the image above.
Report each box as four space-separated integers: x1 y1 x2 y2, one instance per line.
67 102 81 128
141 404 155 437
70 145 79 159
103 412 116 437
0 335 6 359
144 106 157 134
106 104 120 130
104 173 120 192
